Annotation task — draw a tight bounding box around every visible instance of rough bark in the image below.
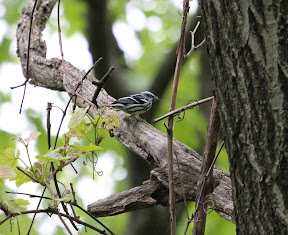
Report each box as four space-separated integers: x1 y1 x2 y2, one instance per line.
200 0 288 234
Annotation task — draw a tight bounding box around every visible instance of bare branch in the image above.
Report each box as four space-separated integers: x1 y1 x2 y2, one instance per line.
185 21 206 58
153 96 214 123
192 98 220 234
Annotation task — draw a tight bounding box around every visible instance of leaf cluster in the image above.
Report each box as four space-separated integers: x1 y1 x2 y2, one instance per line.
0 107 119 218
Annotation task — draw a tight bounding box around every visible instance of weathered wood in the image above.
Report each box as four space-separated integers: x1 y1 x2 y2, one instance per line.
16 0 234 223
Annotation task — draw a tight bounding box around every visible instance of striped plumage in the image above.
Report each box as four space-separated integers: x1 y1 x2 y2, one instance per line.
108 91 158 115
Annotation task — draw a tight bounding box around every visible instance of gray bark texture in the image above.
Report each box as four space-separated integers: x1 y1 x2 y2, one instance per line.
16 0 234 225
200 0 288 234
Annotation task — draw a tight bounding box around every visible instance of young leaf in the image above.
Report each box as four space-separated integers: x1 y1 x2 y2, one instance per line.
0 148 18 168
66 147 85 158
109 114 120 128
13 199 30 206
11 137 22 142
8 199 29 213
70 144 102 153
0 165 16 179
33 161 50 182
54 194 73 202
97 127 109 140
36 150 71 162
24 131 42 142
10 170 33 187
68 119 92 140
68 106 89 129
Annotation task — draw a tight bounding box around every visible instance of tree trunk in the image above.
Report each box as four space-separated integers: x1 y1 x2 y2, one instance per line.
200 0 288 234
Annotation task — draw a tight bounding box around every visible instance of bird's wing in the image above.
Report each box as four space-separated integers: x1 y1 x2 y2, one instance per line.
113 94 146 104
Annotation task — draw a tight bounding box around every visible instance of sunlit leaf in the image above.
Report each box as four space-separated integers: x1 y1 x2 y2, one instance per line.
68 106 89 129
54 194 73 202
70 144 102 153
109 114 120 128
68 119 92 140
33 160 50 182
7 199 29 213
0 148 18 168
97 127 110 140
36 149 70 162
10 169 33 187
12 199 30 206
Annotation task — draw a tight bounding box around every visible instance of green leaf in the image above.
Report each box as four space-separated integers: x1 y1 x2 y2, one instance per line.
68 106 89 129
0 148 18 168
70 144 102 153
54 194 73 202
109 114 120 128
97 127 110 141
24 131 42 142
0 165 16 179
7 199 29 213
68 119 92 140
36 149 71 162
33 161 50 182
10 169 33 187
12 199 30 206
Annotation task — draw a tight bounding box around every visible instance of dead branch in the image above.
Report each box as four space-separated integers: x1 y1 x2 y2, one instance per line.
192 98 220 234
15 0 234 223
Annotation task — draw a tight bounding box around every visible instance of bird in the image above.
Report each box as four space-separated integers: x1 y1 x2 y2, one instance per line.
107 91 159 115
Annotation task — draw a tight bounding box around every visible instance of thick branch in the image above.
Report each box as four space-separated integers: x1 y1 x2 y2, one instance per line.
16 0 233 222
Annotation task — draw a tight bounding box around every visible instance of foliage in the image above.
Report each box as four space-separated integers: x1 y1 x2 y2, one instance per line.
0 107 119 233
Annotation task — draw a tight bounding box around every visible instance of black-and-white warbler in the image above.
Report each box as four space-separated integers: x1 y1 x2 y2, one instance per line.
108 91 159 115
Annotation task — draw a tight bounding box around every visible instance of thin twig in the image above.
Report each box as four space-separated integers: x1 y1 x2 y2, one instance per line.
174 152 190 219
166 1 190 234
54 58 102 149
70 183 77 204
69 202 77 219
16 167 39 183
205 141 225 177
72 203 115 235
74 91 97 110
10 0 39 113
154 96 213 123
57 212 72 235
73 57 103 111
5 191 50 200
2 208 110 234
0 214 13 226
91 66 115 106
48 100 78 230
57 0 66 86
192 98 220 235
46 156 79 184
184 21 206 58
47 103 52 149
27 187 47 235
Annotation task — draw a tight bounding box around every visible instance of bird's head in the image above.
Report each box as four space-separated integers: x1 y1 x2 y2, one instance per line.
141 91 159 102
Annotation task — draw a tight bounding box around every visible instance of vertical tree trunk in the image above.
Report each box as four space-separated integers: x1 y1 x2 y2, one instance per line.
200 0 288 234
